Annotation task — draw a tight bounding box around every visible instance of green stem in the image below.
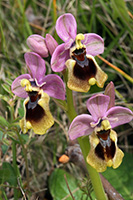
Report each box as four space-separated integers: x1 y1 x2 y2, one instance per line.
12 141 18 200
0 184 19 189
64 71 107 200
78 137 107 200
63 70 77 120
1 190 8 200
16 132 29 188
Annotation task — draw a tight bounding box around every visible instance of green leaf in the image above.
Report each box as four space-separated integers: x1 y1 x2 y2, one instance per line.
0 131 3 140
49 168 88 200
0 169 10 184
1 144 8 154
4 78 12 86
18 99 24 117
102 153 133 200
53 99 68 111
0 162 17 186
0 116 9 127
2 83 12 95
110 0 133 34
111 0 129 21
20 134 29 144
0 94 9 103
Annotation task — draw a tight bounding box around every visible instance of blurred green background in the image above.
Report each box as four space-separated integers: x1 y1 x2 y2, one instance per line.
0 0 133 199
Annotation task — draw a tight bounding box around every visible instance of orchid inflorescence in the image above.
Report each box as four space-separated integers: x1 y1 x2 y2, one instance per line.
11 13 133 173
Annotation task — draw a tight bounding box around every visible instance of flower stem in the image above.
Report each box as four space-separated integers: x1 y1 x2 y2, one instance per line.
78 137 107 200
12 141 18 200
16 131 29 188
64 71 107 200
63 70 77 120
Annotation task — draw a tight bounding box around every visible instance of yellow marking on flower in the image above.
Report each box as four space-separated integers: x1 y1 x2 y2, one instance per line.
107 160 113 167
96 119 111 133
75 33 85 49
26 121 32 129
102 120 111 130
21 79 32 92
88 77 96 85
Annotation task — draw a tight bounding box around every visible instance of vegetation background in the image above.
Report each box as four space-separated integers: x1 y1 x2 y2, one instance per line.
0 0 133 199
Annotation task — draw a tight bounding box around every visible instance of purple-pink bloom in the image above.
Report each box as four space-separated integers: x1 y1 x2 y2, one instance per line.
27 34 58 57
51 13 104 72
69 93 133 140
11 52 65 100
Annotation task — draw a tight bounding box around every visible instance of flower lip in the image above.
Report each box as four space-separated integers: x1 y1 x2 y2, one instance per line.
20 91 54 135
27 91 40 110
26 99 45 123
87 129 124 172
73 56 97 80
95 137 116 160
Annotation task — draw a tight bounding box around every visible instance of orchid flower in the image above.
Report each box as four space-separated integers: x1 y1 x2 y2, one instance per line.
27 34 58 57
68 82 133 172
11 52 65 135
51 13 108 92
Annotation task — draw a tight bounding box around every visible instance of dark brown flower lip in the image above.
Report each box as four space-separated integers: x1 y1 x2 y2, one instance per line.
73 56 97 80
27 91 41 109
97 129 110 141
95 129 116 161
26 100 45 123
95 139 116 161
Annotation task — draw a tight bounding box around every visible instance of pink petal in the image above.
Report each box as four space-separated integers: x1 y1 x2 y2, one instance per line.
56 13 77 42
24 52 46 84
11 74 31 98
104 81 115 109
106 106 133 128
51 43 70 72
87 94 110 122
42 74 66 100
82 33 104 56
45 34 58 55
26 34 49 57
68 114 94 140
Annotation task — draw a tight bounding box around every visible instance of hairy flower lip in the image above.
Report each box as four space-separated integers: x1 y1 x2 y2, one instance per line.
20 91 54 135
87 129 124 172
66 55 108 92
